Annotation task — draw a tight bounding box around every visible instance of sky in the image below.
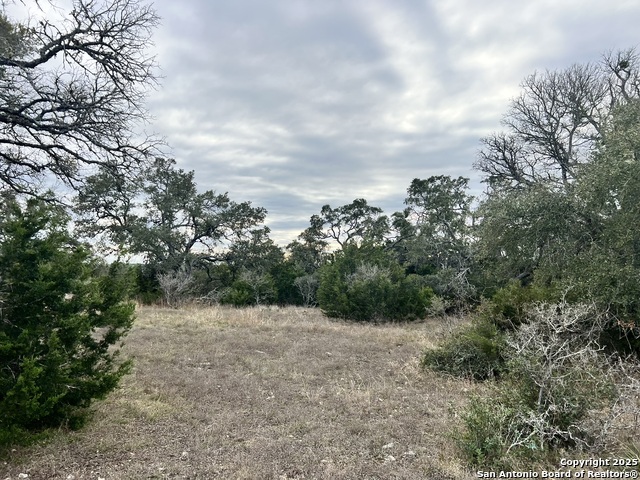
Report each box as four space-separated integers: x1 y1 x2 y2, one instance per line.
17 0 640 246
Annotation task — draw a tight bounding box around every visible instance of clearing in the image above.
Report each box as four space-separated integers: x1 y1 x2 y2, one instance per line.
1 305 480 479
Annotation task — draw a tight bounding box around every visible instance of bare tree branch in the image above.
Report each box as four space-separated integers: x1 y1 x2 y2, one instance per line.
0 0 162 197
477 49 640 194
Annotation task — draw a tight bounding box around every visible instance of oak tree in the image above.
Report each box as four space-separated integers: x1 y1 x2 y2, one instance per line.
0 0 160 197
302 198 389 250
76 158 267 274
476 49 639 193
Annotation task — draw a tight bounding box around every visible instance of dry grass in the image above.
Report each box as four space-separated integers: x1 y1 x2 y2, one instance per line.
1 306 481 480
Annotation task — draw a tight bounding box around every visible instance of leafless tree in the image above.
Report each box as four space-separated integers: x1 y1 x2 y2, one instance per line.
0 0 161 197
475 133 536 192
603 47 640 105
157 267 194 308
476 49 640 193
293 274 319 308
505 64 608 186
238 269 275 306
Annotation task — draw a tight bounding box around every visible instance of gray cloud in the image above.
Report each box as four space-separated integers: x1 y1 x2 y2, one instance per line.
146 0 640 245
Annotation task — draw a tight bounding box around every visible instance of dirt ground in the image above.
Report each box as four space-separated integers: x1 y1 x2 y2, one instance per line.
1 305 481 480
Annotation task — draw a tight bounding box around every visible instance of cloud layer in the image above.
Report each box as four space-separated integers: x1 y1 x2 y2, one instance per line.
146 0 640 245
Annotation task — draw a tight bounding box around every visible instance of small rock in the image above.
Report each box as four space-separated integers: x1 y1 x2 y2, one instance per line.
402 450 416 457
18 474 29 479
384 455 396 464
180 451 188 460
382 442 394 450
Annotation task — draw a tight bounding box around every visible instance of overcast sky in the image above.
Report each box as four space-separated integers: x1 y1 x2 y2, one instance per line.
144 0 638 246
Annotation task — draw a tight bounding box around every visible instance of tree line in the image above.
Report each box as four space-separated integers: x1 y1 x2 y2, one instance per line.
74 160 476 318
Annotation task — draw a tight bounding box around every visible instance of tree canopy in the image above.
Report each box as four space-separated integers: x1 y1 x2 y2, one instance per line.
475 49 640 193
0 0 161 197
76 157 267 273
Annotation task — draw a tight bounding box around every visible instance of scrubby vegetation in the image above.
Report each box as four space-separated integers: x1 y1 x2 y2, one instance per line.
317 244 433 321
451 302 637 470
422 316 506 381
1 0 639 473
422 53 640 469
0 198 135 445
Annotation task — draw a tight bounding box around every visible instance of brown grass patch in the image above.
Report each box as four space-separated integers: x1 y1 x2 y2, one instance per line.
1 306 479 479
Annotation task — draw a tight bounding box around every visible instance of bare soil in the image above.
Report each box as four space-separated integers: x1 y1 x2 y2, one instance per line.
1 305 481 480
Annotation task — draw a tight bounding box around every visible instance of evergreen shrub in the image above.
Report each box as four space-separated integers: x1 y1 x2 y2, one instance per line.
0 199 135 443
317 244 432 321
422 317 507 380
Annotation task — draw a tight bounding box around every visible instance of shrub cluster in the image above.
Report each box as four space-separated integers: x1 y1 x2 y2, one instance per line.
481 280 558 330
422 317 506 380
452 303 630 469
422 281 562 380
423 276 640 470
317 245 433 321
221 270 277 307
